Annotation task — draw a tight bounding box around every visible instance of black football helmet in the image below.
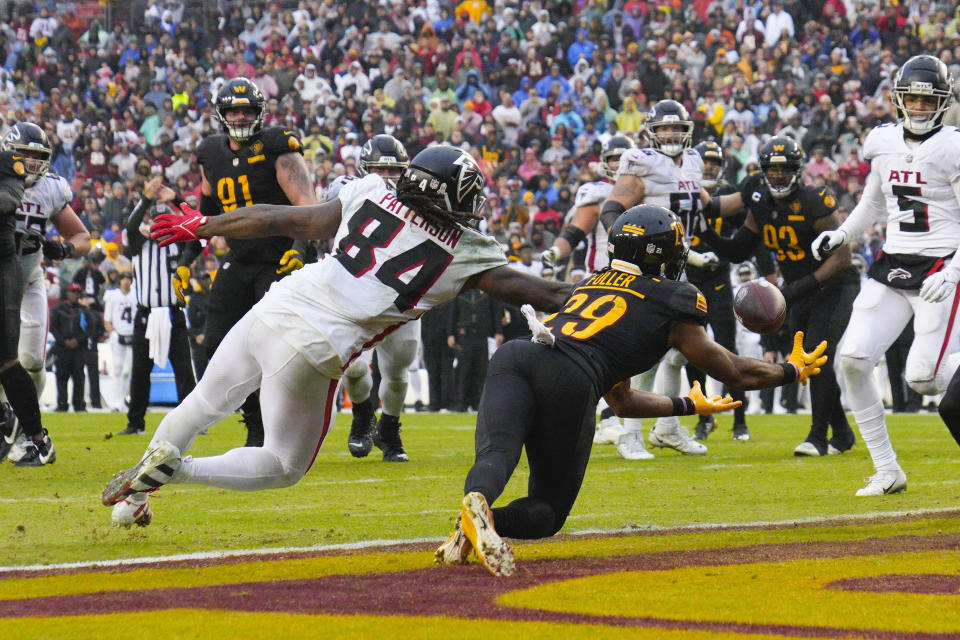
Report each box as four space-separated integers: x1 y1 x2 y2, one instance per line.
694 140 724 188
759 136 805 199
645 100 693 157
396 145 487 227
216 77 265 142
600 135 635 179
608 204 688 280
892 54 954 136
1 122 50 185
359 134 409 186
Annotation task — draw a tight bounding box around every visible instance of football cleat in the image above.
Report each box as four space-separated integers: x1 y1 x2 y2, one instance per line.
693 414 715 441
434 515 472 566
459 492 515 577
856 469 907 497
594 415 625 445
111 496 153 528
102 441 181 506
616 431 654 460
0 402 19 462
732 423 751 441
648 425 707 455
13 430 55 467
373 416 409 462
794 441 827 456
347 414 376 458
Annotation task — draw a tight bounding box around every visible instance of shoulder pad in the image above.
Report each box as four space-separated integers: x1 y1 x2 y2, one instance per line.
615 147 658 179
665 281 708 326
260 126 303 157
574 181 610 207
861 123 899 161
801 185 838 217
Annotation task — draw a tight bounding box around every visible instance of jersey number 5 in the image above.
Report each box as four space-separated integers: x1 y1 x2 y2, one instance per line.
336 202 453 312
893 185 929 232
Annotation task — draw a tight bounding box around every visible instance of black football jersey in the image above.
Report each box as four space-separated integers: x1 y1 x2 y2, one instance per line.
687 178 742 284
197 126 304 263
543 268 708 397
738 173 848 283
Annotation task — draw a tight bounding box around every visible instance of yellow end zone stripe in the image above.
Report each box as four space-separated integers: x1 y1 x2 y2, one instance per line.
247 154 266 164
577 285 645 299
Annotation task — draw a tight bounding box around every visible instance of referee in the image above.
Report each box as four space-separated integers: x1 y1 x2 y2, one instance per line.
118 177 197 435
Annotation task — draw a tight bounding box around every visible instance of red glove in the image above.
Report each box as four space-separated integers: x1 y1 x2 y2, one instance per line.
150 202 207 247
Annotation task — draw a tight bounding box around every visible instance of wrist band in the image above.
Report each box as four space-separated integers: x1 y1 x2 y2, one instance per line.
779 362 799 385
671 396 696 416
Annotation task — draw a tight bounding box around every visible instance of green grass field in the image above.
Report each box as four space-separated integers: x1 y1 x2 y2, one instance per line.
1 409 958 568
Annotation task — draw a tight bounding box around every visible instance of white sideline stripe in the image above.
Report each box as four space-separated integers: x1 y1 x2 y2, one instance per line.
1 506 958 574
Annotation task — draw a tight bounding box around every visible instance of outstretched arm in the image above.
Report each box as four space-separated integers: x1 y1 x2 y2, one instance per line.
604 379 740 418
469 264 573 312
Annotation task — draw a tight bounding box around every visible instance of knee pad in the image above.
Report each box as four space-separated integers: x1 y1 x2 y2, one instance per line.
343 357 370 380
19 351 43 375
841 353 875 381
905 368 940 396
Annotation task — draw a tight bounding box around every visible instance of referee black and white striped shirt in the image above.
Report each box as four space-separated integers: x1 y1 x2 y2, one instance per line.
123 196 198 309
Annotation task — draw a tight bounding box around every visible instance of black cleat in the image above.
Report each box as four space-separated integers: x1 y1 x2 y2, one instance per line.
14 430 55 467
347 414 376 458
732 423 751 441
118 425 145 435
373 416 409 462
694 415 715 441
0 402 19 462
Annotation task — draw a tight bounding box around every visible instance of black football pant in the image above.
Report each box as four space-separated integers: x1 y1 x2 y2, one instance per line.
788 280 859 450
465 340 597 540
84 349 101 408
204 259 284 447
0 257 42 437
685 273 745 422
935 363 960 447
128 307 196 430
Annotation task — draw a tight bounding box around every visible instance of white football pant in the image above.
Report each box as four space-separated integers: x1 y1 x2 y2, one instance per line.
341 319 420 417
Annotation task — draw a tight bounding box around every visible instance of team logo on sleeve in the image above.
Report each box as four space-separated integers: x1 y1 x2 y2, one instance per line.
696 293 708 313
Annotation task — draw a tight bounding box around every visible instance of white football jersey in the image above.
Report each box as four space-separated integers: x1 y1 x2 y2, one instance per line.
104 287 137 337
323 174 357 201
616 147 703 237
254 174 507 369
861 123 960 256
573 180 613 274
16 172 73 278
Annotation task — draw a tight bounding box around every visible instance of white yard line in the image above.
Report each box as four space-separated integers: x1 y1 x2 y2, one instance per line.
0 506 957 574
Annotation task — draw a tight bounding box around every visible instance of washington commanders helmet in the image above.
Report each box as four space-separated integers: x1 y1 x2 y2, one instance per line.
608 204 688 280
892 54 954 136
215 77 265 142
359 135 409 185
645 100 693 157
600 135 635 179
758 136 804 198
396 145 487 227
693 140 724 188
1 122 50 185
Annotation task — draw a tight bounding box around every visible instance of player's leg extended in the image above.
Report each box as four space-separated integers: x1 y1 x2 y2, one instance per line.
649 350 707 454
623 368 655 434
904 287 960 396
16 261 48 395
374 321 420 461
839 280 912 492
343 351 376 457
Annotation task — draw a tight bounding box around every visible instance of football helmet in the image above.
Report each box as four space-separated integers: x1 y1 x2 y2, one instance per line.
608 204 688 280
0 122 50 185
736 261 757 283
758 136 804 199
694 140 724 189
892 54 954 136
396 145 487 226
215 77 265 142
645 100 693 157
600 135 635 179
359 134 409 186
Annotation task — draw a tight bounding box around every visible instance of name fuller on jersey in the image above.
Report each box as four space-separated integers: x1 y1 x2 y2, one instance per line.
585 269 637 290
887 170 927 184
376 191 463 249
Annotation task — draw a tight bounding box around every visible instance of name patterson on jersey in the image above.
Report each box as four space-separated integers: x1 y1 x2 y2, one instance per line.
375 191 464 250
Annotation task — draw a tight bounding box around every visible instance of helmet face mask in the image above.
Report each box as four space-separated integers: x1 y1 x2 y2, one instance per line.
759 137 804 199
359 135 409 187
1 122 50 185
216 78 265 143
608 204 688 280
646 100 693 157
892 54 954 136
600 135 635 179
694 141 724 189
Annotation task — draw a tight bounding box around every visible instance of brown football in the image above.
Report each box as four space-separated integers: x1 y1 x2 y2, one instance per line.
734 279 787 334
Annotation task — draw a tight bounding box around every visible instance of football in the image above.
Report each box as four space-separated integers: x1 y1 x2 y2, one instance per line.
734 279 787 334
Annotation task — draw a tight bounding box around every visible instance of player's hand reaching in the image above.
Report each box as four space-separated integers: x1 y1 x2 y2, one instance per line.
811 229 847 261
686 380 741 416
172 265 191 305
276 249 304 275
151 202 207 247
540 246 561 267
521 304 555 346
919 267 960 303
785 330 828 385
687 250 720 269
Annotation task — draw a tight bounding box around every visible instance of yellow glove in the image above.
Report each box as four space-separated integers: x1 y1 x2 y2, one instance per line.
276 249 304 275
686 380 741 416
786 331 828 386
172 265 191 305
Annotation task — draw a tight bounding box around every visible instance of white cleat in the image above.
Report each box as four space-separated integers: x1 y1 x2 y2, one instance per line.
855 469 907 496
648 426 707 455
459 492 515 577
794 441 825 456
111 496 153 527
594 416 626 444
102 441 182 506
616 432 654 460
434 515 472 566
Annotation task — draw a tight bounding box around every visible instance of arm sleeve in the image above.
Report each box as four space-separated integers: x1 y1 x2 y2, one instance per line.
698 223 762 263
124 197 153 257
838 169 886 240
176 241 203 269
